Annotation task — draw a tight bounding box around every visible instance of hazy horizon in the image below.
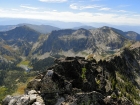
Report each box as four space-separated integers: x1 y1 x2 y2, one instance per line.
0 0 140 26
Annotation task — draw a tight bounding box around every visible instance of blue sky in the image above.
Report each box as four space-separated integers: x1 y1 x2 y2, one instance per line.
0 0 140 25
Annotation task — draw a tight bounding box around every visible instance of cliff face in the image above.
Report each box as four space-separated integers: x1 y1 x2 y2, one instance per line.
2 42 140 105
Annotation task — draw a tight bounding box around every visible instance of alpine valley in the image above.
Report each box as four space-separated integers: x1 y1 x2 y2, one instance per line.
0 24 140 105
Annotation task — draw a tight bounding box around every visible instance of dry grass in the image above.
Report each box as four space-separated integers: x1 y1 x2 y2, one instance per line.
3 45 14 52
3 55 15 61
17 60 33 68
13 83 27 95
12 76 35 96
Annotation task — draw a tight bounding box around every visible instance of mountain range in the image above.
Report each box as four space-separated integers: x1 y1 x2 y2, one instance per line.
0 24 140 63
0 24 60 34
1 18 140 33
0 23 140 105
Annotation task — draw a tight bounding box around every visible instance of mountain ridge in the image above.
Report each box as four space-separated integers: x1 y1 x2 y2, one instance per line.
0 18 140 33
0 24 140 104
2 42 140 105
0 25 137 61
0 24 61 34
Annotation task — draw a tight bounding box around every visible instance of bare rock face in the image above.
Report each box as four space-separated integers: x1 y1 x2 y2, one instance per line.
26 79 41 91
3 43 139 105
2 90 45 105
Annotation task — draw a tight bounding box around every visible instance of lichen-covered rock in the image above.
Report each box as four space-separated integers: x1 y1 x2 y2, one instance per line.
27 79 41 90
2 90 45 105
55 97 65 105
32 102 44 105
29 94 37 104
8 98 17 105
28 90 38 95
16 95 30 105
2 95 12 105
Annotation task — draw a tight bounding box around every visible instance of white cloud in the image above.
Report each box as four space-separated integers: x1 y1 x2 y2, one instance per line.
82 5 101 9
70 4 78 10
118 5 130 8
99 7 111 11
117 10 127 13
11 9 19 11
133 14 140 17
39 0 67 3
70 4 101 10
91 0 101 1
115 10 136 14
20 5 39 10
0 8 5 12
0 8 140 25
53 10 57 12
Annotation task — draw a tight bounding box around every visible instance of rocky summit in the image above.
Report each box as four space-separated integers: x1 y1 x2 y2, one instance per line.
3 42 140 105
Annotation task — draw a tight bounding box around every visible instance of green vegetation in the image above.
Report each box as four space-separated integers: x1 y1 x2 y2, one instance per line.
31 57 54 71
120 40 133 50
0 58 37 103
81 51 88 55
17 60 32 68
106 50 115 55
0 56 56 103
13 76 35 95
116 72 140 105
81 67 86 81
96 79 100 85
111 78 117 90
0 87 8 101
18 60 30 65
0 70 37 103
0 58 21 70
111 92 117 99
3 55 15 61
38 34 48 40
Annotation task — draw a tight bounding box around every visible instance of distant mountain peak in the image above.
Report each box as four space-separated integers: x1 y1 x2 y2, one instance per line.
18 23 60 34
100 26 111 29
73 25 95 30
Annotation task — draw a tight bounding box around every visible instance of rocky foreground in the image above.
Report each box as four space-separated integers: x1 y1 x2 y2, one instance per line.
2 42 140 105
2 43 140 105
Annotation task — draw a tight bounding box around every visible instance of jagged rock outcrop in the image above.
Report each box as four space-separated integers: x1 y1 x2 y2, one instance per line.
2 90 45 105
3 42 140 105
